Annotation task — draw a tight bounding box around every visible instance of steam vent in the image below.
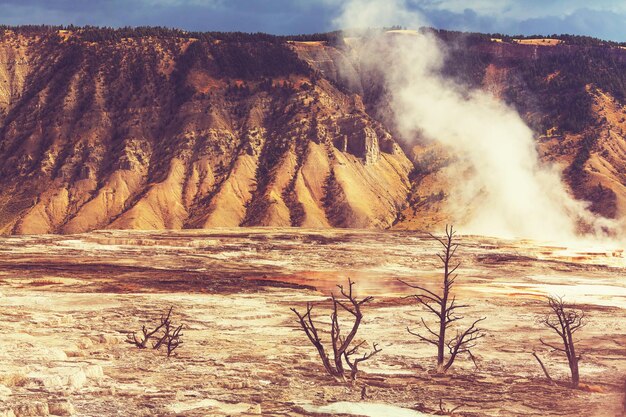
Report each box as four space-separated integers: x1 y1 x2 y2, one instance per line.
0 3 626 415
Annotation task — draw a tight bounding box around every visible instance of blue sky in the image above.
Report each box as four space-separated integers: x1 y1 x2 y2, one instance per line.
0 0 625 41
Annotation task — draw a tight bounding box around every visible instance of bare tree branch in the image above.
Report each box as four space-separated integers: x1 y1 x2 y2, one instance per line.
538 295 585 388
532 352 554 384
402 225 486 374
126 307 173 349
126 307 183 357
437 398 463 415
292 278 380 381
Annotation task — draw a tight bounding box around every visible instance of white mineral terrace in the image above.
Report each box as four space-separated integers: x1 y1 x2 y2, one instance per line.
0 228 624 416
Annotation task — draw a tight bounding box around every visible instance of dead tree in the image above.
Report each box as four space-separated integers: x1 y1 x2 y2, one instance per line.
401 225 485 374
153 317 184 357
127 307 183 357
622 378 626 415
539 295 585 388
291 278 381 381
165 324 183 357
126 307 173 349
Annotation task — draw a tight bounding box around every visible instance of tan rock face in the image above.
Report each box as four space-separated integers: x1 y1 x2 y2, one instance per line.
2 32 625 235
0 33 412 234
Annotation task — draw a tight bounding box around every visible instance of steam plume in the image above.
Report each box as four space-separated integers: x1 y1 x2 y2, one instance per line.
332 0 617 241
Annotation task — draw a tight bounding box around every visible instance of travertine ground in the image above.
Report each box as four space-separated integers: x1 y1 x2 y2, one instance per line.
0 229 625 416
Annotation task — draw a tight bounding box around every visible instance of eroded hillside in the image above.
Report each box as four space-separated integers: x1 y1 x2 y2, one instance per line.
1 27 625 234
0 29 412 234
375 33 626 231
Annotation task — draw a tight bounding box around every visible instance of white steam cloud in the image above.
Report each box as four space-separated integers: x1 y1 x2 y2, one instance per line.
332 0 618 242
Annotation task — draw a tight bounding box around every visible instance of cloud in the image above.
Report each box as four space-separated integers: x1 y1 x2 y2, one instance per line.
416 0 626 20
412 1 626 40
420 8 626 41
332 0 424 30
516 9 626 41
0 0 341 33
0 0 623 40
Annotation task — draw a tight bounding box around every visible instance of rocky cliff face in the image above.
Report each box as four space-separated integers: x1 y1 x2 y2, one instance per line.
0 28 625 234
0 30 412 234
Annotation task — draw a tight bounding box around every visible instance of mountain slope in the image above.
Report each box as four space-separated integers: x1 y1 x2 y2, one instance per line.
381 32 626 231
0 28 412 234
1 27 625 234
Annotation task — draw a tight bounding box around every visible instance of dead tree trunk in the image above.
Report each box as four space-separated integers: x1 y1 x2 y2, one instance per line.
292 278 381 381
539 295 585 388
401 225 485 374
622 378 626 416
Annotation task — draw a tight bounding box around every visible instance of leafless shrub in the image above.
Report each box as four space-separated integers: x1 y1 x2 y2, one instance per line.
537 295 585 388
126 307 183 357
291 278 381 381
435 399 462 415
401 225 485 374
164 324 183 357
